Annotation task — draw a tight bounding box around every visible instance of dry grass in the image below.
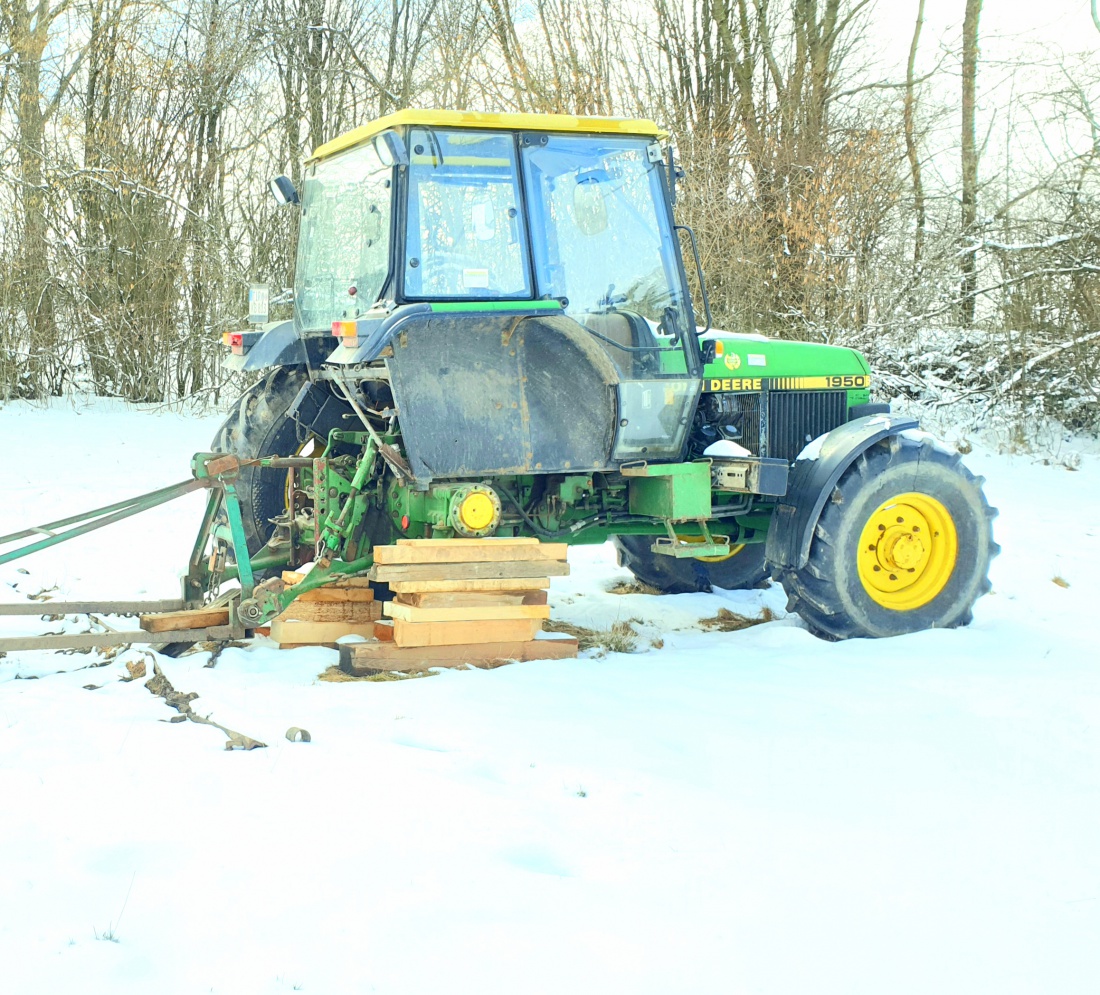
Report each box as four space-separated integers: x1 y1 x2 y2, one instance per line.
607 579 663 596
318 666 435 683
698 606 776 632
542 619 639 654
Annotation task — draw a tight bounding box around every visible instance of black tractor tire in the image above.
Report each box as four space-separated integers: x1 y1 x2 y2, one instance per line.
210 366 351 558
776 434 998 640
613 535 770 593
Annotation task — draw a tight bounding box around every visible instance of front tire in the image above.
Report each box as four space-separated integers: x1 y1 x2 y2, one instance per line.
777 434 998 639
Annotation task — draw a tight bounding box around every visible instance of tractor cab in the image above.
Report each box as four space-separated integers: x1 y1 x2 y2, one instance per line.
287 110 703 485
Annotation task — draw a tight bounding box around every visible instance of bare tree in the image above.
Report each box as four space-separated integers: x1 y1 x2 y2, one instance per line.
904 0 926 271
960 0 982 327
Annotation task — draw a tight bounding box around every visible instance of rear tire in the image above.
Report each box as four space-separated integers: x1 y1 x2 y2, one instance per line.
613 535 770 593
210 367 350 557
777 435 998 639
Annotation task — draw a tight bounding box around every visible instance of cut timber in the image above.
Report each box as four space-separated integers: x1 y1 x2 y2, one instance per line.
387 578 550 594
270 619 378 647
387 598 550 620
281 571 374 602
140 606 230 633
372 543 567 565
395 590 548 608
384 602 550 623
290 586 375 604
340 633 579 674
369 561 567 583
374 620 395 641
277 600 382 624
393 616 542 647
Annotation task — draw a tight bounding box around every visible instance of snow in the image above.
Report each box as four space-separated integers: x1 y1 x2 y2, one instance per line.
702 439 753 458
2 399 1100 994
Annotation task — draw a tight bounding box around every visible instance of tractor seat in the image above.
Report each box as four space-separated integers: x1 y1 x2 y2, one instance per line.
582 311 660 378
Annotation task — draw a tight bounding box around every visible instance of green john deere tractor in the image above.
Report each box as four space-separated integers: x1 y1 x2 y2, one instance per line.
214 109 997 640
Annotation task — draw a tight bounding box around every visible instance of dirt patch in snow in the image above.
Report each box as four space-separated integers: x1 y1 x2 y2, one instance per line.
698 607 775 632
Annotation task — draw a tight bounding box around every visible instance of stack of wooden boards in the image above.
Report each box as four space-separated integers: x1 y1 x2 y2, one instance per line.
269 572 382 648
339 537 578 675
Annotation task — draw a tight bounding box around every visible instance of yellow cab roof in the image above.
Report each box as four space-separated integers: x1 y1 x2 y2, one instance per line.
307 108 667 163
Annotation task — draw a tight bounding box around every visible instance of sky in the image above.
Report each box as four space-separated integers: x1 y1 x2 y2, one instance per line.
871 0 1098 74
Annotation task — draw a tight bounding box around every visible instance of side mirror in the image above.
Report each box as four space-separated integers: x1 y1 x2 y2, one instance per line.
269 175 300 207
372 130 409 167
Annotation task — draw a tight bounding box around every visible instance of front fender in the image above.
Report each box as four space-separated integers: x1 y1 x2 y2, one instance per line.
764 414 920 572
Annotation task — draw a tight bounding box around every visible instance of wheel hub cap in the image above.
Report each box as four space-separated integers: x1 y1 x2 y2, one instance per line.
857 492 958 611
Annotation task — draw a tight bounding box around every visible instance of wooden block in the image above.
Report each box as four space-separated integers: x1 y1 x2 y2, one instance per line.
384 601 550 623
140 606 230 633
372 543 568 565
269 619 379 646
280 572 374 602
393 617 542 647
369 561 568 583
395 590 548 608
373 620 395 641
387 578 551 594
278 600 382 623
296 586 375 604
339 633 579 674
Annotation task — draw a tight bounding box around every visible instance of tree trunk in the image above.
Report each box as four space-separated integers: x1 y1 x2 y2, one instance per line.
904 0 926 270
960 0 982 327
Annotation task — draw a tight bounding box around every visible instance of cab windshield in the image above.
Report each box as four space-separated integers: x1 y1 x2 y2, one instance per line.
296 142 392 332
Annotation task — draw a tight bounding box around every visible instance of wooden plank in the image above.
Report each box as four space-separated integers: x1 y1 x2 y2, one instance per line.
372 543 568 565
387 577 550 594
339 634 579 674
373 620 395 641
384 602 551 623
270 619 379 646
369 561 568 582
395 590 547 608
296 586 375 604
280 572 375 602
278 601 382 624
140 606 230 633
395 537 540 547
393 617 542 647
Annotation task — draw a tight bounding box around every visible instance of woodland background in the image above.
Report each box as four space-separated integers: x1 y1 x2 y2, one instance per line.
0 0 1097 440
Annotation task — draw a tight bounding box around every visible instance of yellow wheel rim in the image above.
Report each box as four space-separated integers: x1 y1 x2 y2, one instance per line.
676 534 747 563
857 492 958 611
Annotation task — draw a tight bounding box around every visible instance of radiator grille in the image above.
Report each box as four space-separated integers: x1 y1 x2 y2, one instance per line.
767 390 849 462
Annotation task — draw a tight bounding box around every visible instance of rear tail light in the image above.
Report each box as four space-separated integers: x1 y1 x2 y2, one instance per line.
223 330 262 356
332 320 359 348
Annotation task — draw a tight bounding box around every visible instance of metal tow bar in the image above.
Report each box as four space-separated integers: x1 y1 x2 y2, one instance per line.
0 453 286 654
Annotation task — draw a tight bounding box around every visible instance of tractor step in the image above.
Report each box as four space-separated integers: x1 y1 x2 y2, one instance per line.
650 536 732 558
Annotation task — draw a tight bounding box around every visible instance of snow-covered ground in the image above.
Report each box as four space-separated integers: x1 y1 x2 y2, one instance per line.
1 399 1098 995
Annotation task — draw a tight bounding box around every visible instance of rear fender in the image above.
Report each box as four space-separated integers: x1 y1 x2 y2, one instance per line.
764 414 920 571
228 321 308 370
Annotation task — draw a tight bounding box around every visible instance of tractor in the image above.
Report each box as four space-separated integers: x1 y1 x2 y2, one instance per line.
212 109 996 640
